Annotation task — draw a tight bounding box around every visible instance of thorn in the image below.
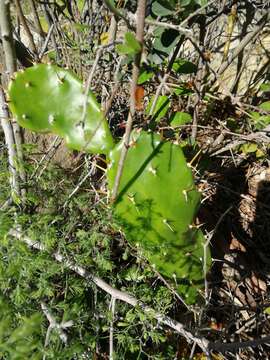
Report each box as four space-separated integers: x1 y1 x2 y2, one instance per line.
183 189 188 202
22 114 28 120
128 140 137 148
148 165 157 176
57 74 66 84
163 219 174 232
127 193 136 204
127 193 140 213
48 114 55 124
25 82 31 88
182 186 194 202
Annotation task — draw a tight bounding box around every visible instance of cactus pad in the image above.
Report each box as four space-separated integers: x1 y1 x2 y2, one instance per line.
8 64 114 154
107 130 209 302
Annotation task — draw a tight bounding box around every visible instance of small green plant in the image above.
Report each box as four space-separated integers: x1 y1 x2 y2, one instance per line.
8 64 210 302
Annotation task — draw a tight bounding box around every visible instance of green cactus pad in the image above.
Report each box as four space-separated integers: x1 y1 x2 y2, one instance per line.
8 64 114 154
107 130 209 302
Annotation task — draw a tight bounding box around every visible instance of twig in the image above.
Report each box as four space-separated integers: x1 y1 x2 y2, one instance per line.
103 0 133 30
29 0 45 38
79 45 122 152
148 36 184 119
30 136 60 180
0 0 26 201
41 301 73 360
39 23 54 59
9 228 210 354
217 10 270 77
210 335 270 352
179 0 216 28
81 43 118 125
210 129 270 156
203 206 233 303
0 0 16 77
109 296 116 360
15 0 38 56
42 2 60 62
0 86 20 196
145 18 192 37
63 160 97 208
111 0 146 200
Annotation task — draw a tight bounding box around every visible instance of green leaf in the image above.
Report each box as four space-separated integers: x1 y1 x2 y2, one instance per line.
260 82 270 92
172 59 197 74
173 86 193 96
240 143 258 154
179 0 193 6
125 32 141 52
250 113 270 130
138 70 154 85
170 112 192 127
249 111 260 120
259 101 270 111
264 307 270 315
153 28 180 55
116 32 141 55
195 0 208 5
146 95 170 121
151 0 174 16
117 322 130 327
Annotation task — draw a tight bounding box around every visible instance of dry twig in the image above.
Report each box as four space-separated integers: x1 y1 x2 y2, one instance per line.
112 0 146 200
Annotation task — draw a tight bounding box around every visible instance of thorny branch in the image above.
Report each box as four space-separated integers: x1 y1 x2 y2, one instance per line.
41 301 73 360
112 0 146 200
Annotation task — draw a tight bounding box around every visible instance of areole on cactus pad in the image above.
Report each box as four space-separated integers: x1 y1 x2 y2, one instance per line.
8 64 210 303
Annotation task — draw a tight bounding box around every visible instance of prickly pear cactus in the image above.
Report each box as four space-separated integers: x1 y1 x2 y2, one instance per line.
107 130 209 302
8 64 209 302
8 64 114 154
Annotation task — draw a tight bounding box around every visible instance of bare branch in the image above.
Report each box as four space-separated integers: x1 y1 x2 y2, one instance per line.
217 10 270 77
109 296 116 360
15 0 38 56
0 0 16 77
0 86 20 196
111 0 146 200
0 0 26 201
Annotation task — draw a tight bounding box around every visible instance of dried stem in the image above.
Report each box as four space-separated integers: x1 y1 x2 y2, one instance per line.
111 0 146 200
0 0 16 77
15 0 38 56
217 10 270 77
29 0 45 38
0 86 20 197
109 296 116 360
0 0 26 200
